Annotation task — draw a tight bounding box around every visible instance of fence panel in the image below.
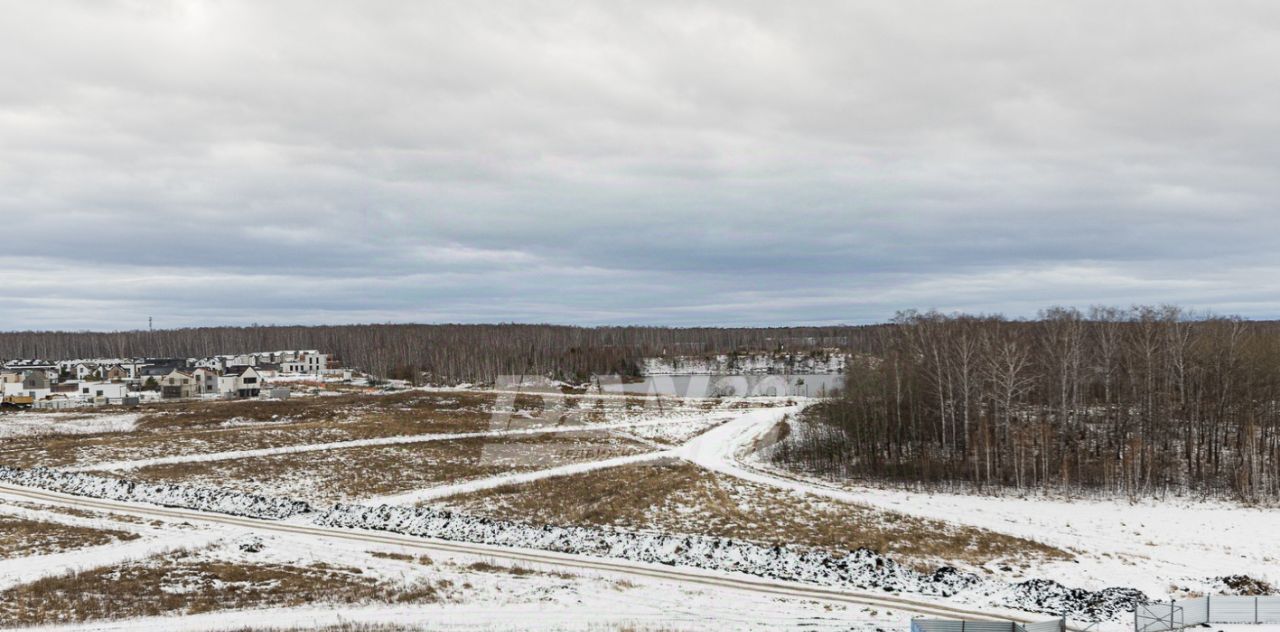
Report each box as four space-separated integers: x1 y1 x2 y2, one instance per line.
1021 620 1065 632
1256 597 1280 623
1181 597 1209 626
960 623 1016 632
911 619 1067 632
1210 596 1259 624
1135 603 1183 632
910 620 967 632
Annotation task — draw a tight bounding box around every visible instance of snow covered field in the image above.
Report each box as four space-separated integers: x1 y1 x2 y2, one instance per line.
0 493 914 631
0 389 1276 630
0 412 139 438
743 431 1280 601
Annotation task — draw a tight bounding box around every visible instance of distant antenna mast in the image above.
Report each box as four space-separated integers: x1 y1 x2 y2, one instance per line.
149 316 153 332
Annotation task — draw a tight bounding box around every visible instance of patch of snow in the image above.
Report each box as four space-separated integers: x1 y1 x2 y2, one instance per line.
0 412 139 438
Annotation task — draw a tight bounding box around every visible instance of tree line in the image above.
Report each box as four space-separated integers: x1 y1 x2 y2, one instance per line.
770 307 1280 501
0 323 871 385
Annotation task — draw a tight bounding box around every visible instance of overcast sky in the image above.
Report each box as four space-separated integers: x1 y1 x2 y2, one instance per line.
2 1 1279 330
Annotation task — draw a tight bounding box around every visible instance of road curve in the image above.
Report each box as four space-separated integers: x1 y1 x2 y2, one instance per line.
0 481 1055 627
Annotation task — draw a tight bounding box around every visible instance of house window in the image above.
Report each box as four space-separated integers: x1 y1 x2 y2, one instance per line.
82 388 89 394
96 390 103 397
244 377 258 384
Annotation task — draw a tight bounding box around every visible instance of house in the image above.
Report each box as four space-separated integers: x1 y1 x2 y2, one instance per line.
118 360 145 380
194 356 227 371
137 365 176 388
2 370 53 400
100 364 129 382
227 354 258 368
189 367 220 395
73 362 100 380
22 370 50 392
280 350 329 375
77 382 128 403
3 360 57 382
159 369 197 399
219 366 264 398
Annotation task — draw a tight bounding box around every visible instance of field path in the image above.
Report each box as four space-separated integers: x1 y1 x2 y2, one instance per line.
362 449 677 505
68 415 721 473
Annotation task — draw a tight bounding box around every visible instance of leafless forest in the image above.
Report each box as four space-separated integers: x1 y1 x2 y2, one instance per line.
0 324 868 384
771 307 1280 501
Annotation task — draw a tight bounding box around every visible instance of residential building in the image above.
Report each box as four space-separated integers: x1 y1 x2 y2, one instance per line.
189 367 220 395
219 366 264 398
77 382 128 403
159 369 197 399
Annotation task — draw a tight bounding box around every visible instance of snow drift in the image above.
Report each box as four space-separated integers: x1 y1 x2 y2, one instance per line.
0 466 311 520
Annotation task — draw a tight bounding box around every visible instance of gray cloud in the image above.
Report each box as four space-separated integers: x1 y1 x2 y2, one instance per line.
2 1 1279 329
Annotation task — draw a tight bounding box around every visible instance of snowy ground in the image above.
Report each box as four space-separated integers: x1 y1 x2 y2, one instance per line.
0 412 139 439
0 495 912 631
2 389 1277 631
741 433 1280 601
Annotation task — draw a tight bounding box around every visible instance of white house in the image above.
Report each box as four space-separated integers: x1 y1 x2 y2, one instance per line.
189 367 220 395
193 357 227 371
158 369 197 399
3 371 51 400
219 366 264 398
281 351 328 375
76 382 128 403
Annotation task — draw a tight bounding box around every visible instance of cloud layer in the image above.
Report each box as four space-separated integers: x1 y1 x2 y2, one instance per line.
3 1 1279 329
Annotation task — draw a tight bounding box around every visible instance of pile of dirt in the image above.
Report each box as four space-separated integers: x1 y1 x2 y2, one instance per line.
0 466 312 520
1001 578 1149 621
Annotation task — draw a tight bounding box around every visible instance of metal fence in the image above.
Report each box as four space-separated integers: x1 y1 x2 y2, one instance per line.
1135 596 1280 631
911 618 1065 632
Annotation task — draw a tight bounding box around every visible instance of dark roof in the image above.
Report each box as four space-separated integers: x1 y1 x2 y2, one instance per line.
224 366 259 376
143 358 187 368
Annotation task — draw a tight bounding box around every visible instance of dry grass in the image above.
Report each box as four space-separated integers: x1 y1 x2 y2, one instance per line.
0 391 698 470
0 548 444 627
121 432 654 504
440 461 1071 570
370 551 433 565
0 515 139 559
0 392 496 469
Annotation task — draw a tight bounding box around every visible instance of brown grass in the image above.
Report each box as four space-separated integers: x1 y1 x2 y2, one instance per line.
0 515 139 559
0 390 696 470
0 548 444 627
121 432 654 504
370 551 433 565
0 392 496 469
440 461 1071 570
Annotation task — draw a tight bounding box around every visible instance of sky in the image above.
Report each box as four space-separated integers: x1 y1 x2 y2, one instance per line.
2 1 1279 330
